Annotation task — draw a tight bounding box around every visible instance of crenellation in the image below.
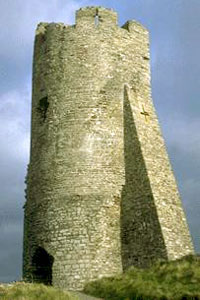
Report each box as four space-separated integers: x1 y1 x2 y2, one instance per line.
76 6 118 28
35 22 49 36
121 20 147 35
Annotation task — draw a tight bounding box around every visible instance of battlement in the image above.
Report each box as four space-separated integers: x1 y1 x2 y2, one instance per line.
121 20 147 34
35 9 148 36
76 6 118 27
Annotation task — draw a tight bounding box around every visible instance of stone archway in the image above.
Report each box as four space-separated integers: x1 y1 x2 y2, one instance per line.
32 247 54 285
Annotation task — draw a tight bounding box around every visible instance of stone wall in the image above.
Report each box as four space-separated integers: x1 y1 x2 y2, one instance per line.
23 6 194 291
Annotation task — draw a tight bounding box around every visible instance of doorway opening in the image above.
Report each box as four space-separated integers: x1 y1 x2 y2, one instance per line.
32 247 54 285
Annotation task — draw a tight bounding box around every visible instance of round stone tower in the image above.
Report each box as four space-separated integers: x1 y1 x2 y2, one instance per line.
23 6 194 291
23 7 125 290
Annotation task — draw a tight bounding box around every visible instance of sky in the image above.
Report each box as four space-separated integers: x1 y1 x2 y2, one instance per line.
0 0 200 282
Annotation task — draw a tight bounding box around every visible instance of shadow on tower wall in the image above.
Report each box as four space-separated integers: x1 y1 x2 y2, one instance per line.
121 85 168 270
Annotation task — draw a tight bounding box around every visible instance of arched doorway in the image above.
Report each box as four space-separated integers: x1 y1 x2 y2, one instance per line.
32 247 54 285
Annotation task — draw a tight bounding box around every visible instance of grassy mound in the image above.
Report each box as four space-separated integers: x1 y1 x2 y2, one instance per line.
0 282 77 300
83 255 200 300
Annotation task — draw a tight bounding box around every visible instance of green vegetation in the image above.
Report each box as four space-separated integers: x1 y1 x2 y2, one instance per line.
0 282 77 300
83 255 200 300
1 255 200 300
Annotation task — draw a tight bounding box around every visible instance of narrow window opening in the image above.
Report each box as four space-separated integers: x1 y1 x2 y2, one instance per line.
37 96 49 121
95 9 99 26
32 247 54 285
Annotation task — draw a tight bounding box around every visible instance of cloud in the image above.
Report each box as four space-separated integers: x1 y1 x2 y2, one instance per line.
158 115 200 252
0 87 30 283
0 0 88 94
164 116 200 159
0 89 30 157
0 221 23 282
0 88 30 235
160 113 200 196
180 177 200 251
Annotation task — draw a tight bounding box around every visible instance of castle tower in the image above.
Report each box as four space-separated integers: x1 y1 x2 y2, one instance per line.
23 7 194 291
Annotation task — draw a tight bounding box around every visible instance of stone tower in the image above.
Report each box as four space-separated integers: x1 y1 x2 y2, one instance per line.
23 6 194 291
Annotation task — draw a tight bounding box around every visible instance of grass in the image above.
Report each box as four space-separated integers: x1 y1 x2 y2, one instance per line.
0 282 78 300
83 255 200 300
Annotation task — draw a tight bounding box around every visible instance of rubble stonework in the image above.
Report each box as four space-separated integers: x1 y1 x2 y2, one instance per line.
23 6 194 291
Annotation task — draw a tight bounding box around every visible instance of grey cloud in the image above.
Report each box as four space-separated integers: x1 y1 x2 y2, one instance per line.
160 117 200 252
0 89 30 282
0 0 85 94
0 90 30 203
0 222 23 282
181 178 200 252
163 118 200 160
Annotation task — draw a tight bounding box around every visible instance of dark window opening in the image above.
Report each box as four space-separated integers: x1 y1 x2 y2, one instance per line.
32 247 54 285
95 9 99 26
37 96 49 121
40 34 46 43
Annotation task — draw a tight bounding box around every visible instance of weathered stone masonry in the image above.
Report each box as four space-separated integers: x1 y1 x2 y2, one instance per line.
23 6 194 291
